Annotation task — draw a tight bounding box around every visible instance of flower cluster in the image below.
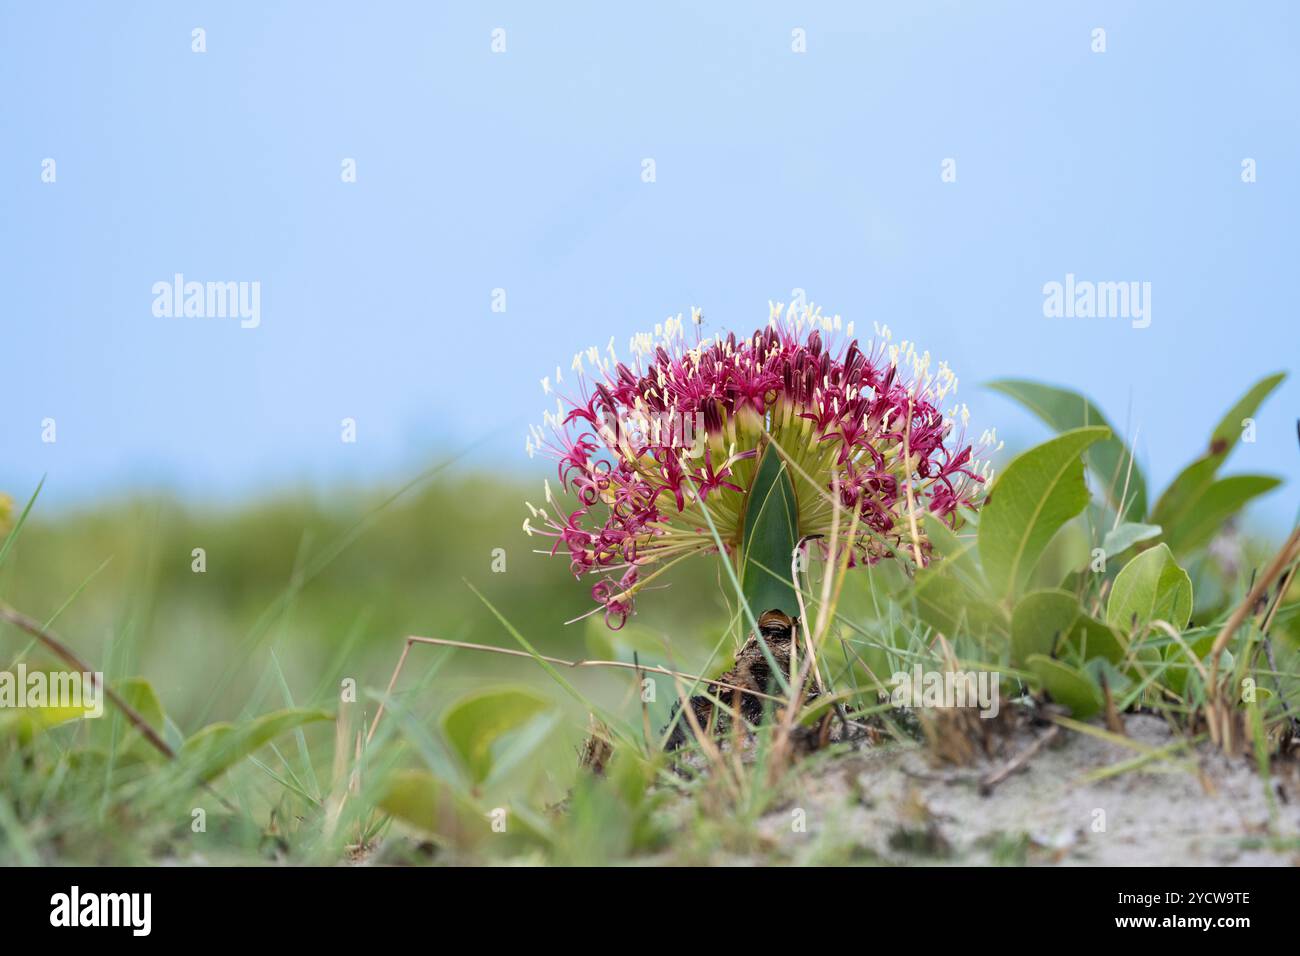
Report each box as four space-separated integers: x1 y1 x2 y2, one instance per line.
524 304 997 628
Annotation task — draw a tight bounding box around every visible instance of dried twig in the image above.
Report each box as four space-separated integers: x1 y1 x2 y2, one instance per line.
365 633 785 747
1207 524 1300 688
978 725 1060 796
0 603 174 759
1204 524 1300 748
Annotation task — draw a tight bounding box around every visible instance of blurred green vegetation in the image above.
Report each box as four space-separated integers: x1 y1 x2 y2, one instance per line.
0 473 734 740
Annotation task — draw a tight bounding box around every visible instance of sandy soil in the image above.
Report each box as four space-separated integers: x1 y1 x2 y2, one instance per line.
685 714 1300 865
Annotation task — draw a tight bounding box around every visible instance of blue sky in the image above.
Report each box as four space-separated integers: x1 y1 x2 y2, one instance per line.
2 2 1296 521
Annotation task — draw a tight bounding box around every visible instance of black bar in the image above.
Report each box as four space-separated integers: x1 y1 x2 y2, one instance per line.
0 865 1279 940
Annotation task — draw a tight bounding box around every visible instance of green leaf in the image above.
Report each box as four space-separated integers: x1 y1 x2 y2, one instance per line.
987 380 1145 520
482 711 564 791
978 427 1110 603
441 686 550 785
1026 655 1103 719
1207 372 1286 465
1161 475 1281 555
117 678 164 731
0 701 90 743
910 563 1003 641
1010 589 1078 667
1150 457 1216 533
1101 522 1162 557
1151 372 1286 529
1106 543 1193 634
738 443 799 618
0 666 100 743
180 707 332 782
115 677 167 759
378 769 484 845
1064 614 1126 666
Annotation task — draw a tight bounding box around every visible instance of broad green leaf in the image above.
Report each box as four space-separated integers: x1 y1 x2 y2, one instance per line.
1101 522 1161 557
0 667 99 742
1065 614 1126 666
113 677 168 759
1207 372 1286 465
1151 372 1285 527
978 427 1110 602
1010 589 1078 667
738 443 799 618
482 710 564 792
0 702 89 742
1161 475 1281 555
1106 543 1193 634
987 380 1145 520
1026 655 1103 719
118 676 164 728
1150 457 1217 532
180 707 332 782
378 769 485 845
441 686 549 785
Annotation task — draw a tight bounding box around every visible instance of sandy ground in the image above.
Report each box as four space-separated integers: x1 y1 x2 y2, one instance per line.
672 714 1300 866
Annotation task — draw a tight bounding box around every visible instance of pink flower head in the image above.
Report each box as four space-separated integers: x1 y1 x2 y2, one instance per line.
523 305 994 628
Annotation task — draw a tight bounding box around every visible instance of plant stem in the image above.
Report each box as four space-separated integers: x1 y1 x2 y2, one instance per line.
0 603 175 759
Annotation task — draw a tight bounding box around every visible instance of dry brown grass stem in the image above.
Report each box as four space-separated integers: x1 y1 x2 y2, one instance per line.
364 633 785 748
1204 523 1300 750
0 602 175 759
